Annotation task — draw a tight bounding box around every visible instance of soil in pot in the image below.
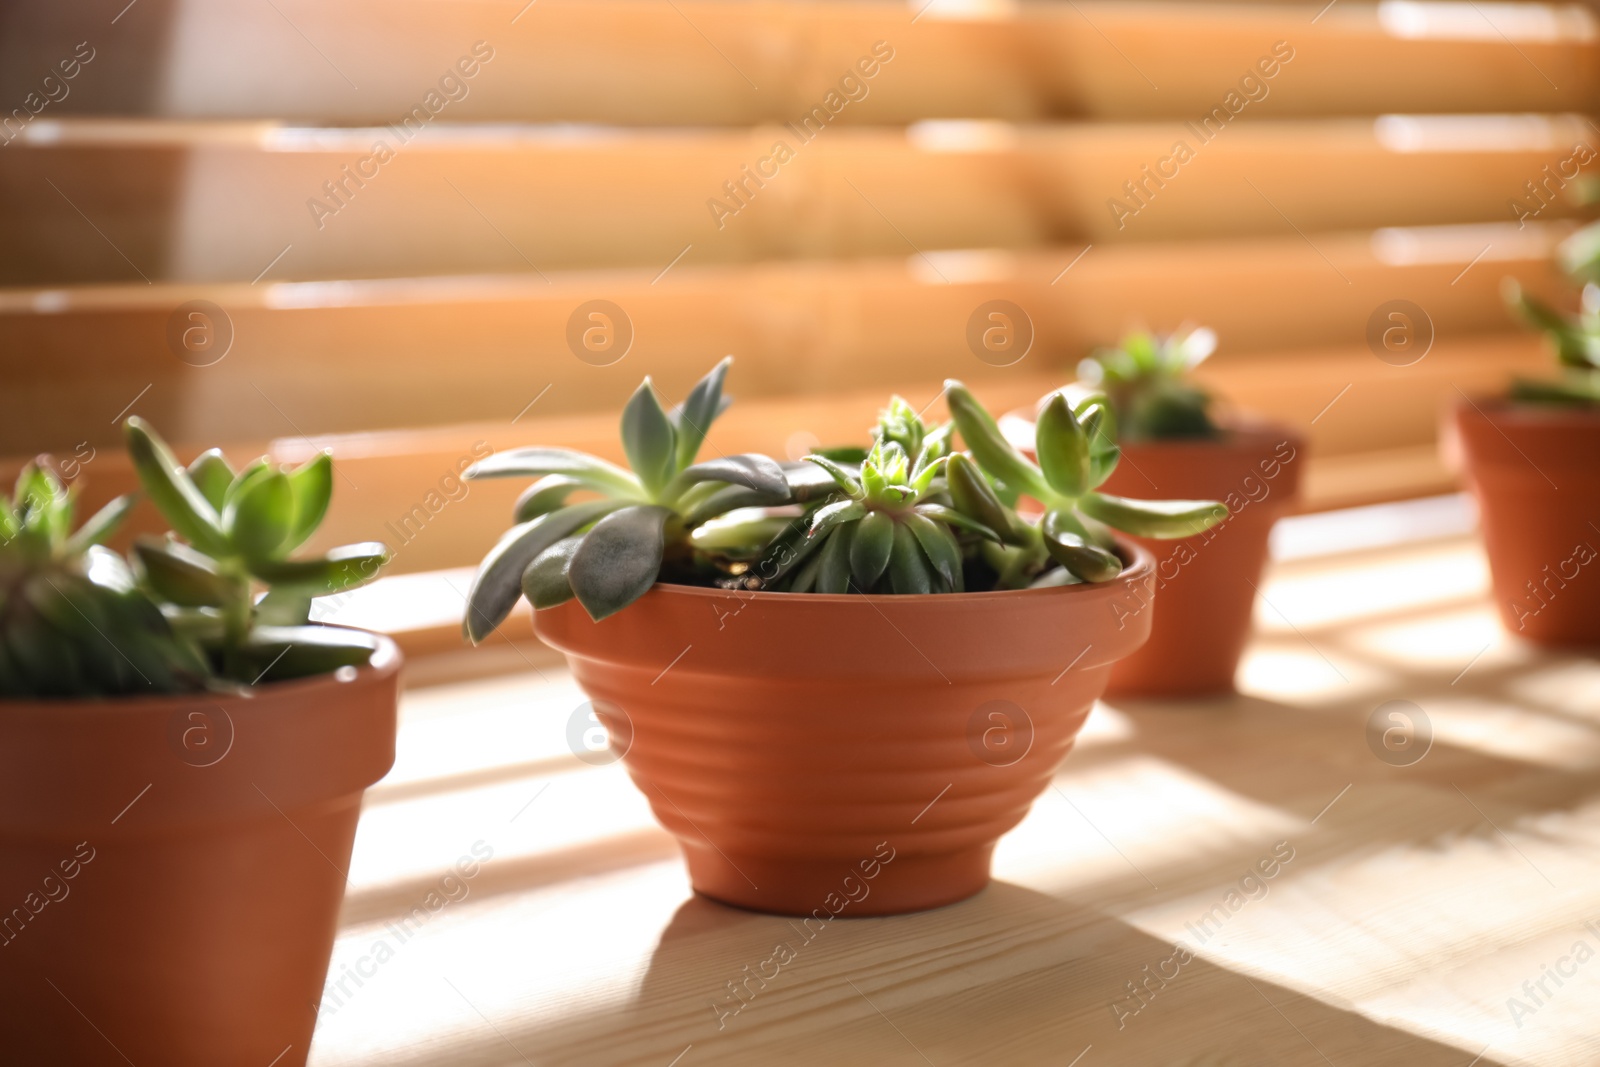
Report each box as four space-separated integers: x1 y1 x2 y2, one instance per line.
535 544 1156 917
1450 399 1600 646
0 635 401 1066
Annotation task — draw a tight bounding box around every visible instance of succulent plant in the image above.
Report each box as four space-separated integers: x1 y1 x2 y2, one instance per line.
123 417 389 683
768 407 995 594
0 461 209 697
1504 278 1600 407
464 358 819 632
944 380 1228 586
1076 327 1220 441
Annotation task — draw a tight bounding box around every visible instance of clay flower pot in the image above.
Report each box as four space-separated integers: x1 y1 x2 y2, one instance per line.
535 544 1155 917
1449 399 1600 646
0 634 401 1066
1008 414 1304 698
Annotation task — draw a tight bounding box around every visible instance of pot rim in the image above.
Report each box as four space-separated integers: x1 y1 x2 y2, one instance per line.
1452 393 1600 426
639 538 1155 608
0 626 401 713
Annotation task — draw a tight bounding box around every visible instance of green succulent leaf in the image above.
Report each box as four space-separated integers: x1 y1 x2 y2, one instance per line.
1041 510 1123 582
131 538 233 608
521 537 583 609
887 521 935 594
123 416 228 555
945 380 1053 501
815 523 854 594
809 499 866 536
1035 392 1091 498
688 510 790 559
1078 492 1228 539
567 505 673 621
1075 394 1121 488
462 500 624 642
913 502 1002 543
256 588 313 626
945 453 1017 544
849 511 895 590
672 356 731 470
236 625 381 683
670 453 788 499
621 379 678 496
284 452 334 549
803 454 863 497
186 449 236 512
465 447 642 498
63 494 137 555
224 469 294 562
681 481 791 526
514 475 588 522
249 541 390 594
903 511 963 591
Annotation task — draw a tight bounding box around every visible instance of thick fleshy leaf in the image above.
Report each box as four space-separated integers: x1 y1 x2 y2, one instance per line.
256 588 312 626
681 481 791 526
285 452 333 549
462 500 623 642
225 470 294 562
1042 510 1123 582
249 541 390 594
783 460 844 503
123 417 228 555
1079 492 1228 539
465 447 641 497
849 511 894 591
521 537 582 609
816 524 854 594
672 357 730 470
809 499 865 537
903 511 962 591
688 511 790 558
132 538 232 608
913 502 1002 542
945 453 1017 544
64 494 137 555
943 381 1053 501
1035 392 1091 498
224 458 271 505
568 505 673 621
1029 567 1083 589
514 475 587 522
236 625 380 682
887 521 935 594
621 379 677 495
1075 394 1120 488
802 454 862 497
670 453 787 498
186 449 235 512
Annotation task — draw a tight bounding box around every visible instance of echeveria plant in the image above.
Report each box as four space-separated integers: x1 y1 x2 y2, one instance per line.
1077 327 1220 441
945 380 1228 586
0 462 209 697
124 417 389 682
464 358 806 631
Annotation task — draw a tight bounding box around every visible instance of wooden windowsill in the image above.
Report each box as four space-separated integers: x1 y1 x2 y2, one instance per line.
307 524 1600 1066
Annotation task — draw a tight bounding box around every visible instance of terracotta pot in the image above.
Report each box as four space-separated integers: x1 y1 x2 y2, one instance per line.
535 544 1155 917
1449 399 1600 646
1009 416 1304 698
0 634 401 1066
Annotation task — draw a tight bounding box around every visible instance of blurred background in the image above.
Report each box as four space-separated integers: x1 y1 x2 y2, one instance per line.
0 0 1595 583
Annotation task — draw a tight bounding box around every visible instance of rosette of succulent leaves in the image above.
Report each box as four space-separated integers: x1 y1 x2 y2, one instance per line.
0 461 210 697
943 380 1229 589
1076 327 1220 441
463 358 841 633
1504 222 1600 406
123 417 390 684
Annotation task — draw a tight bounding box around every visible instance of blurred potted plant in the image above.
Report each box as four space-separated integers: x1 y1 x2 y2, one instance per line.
464 360 1225 916
1452 220 1600 645
0 418 396 1067
1005 328 1303 697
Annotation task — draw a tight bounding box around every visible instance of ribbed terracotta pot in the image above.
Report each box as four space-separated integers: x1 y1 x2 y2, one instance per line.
1008 413 1304 698
1449 399 1600 646
535 544 1155 917
0 634 400 1066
